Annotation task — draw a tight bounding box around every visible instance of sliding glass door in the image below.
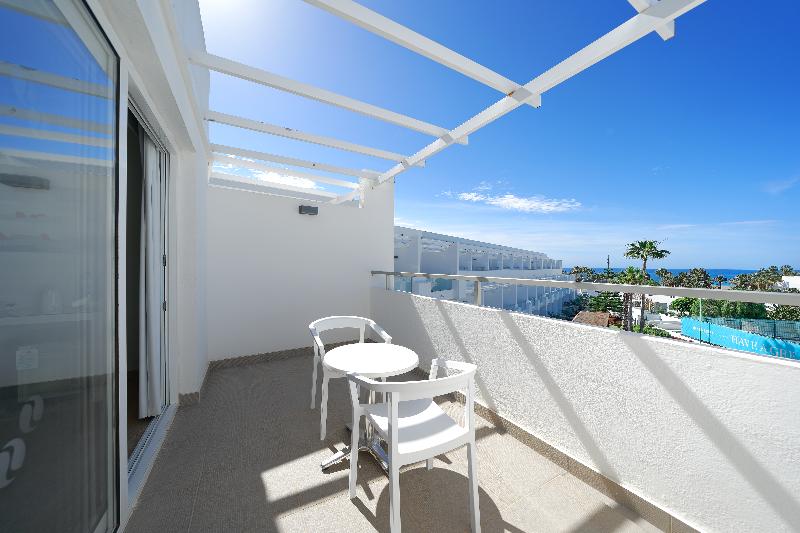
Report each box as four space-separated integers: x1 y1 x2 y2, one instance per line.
0 1 119 532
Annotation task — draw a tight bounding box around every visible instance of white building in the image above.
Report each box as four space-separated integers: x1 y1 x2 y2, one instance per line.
395 227 574 316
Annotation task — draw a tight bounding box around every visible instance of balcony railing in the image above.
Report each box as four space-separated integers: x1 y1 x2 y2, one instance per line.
372 270 800 360
372 270 800 306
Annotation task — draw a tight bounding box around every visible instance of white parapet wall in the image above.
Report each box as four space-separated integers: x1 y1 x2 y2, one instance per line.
370 287 800 533
205 182 394 360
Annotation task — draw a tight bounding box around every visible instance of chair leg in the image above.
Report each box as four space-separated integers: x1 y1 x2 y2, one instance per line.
426 458 434 470
310 355 319 409
467 442 480 533
320 374 329 440
389 463 401 533
349 413 360 499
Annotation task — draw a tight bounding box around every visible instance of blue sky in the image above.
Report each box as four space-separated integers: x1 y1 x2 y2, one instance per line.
198 0 800 269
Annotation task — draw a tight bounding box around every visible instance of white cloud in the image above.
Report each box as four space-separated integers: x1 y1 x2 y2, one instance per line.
457 192 487 202
457 191 581 213
763 176 799 195
254 169 318 189
211 160 320 190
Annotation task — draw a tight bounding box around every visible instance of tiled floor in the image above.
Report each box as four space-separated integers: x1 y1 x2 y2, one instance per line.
126 351 660 533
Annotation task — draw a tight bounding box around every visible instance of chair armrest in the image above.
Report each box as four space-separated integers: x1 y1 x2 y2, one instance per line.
369 322 392 344
309 328 325 356
346 372 389 391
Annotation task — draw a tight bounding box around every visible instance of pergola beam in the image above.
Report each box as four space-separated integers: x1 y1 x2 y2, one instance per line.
329 186 361 205
213 154 358 189
0 60 110 99
628 0 676 40
0 124 112 148
192 51 466 143
211 143 379 179
0 105 112 134
376 0 705 184
210 171 338 200
0 146 112 167
302 0 536 106
206 110 422 165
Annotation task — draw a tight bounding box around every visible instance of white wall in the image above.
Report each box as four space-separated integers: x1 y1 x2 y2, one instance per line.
206 182 394 359
371 288 800 533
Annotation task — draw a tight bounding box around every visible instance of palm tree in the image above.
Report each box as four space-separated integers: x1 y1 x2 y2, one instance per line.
624 240 670 329
616 267 647 331
713 275 727 289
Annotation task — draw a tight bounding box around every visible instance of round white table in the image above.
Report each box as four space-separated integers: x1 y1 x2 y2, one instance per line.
320 343 419 472
322 343 419 378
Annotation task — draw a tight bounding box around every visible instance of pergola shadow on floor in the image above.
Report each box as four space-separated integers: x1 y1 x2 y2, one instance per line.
126 350 659 533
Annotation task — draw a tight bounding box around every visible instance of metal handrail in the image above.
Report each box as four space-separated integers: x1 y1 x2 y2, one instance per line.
371 271 800 307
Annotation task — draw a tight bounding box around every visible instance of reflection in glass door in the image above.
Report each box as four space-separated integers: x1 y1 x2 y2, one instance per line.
0 1 119 532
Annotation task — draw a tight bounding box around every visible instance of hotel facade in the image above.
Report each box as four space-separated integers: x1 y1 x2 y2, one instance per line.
394 227 574 316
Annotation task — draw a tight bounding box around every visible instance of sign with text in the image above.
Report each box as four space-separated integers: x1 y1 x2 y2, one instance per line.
682 318 800 360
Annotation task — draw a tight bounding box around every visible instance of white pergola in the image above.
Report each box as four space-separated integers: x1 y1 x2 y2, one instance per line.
0 0 708 205
199 0 706 205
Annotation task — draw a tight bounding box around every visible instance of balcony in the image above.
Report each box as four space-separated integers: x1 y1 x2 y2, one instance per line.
126 271 800 533
4 1 799 532
126 349 674 533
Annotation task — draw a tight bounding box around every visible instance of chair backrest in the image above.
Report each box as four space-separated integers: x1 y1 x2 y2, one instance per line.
309 315 373 343
348 358 477 433
310 315 393 357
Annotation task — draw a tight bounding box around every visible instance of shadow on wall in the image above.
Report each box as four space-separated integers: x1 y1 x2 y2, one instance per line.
498 312 619 480
382 290 800 532
620 334 800 531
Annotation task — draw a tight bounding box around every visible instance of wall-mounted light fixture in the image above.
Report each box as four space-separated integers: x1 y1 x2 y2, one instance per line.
298 205 318 215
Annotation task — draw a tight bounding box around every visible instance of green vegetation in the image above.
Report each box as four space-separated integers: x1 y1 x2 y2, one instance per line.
770 305 800 321
689 299 768 319
632 324 672 338
588 292 623 313
730 266 795 291
669 297 695 316
560 294 590 320
669 298 768 319
672 268 713 288
570 266 597 282
655 267 674 286
610 324 672 338
569 253 800 337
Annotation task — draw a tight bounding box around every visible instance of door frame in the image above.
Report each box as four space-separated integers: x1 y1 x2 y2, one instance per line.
124 97 172 481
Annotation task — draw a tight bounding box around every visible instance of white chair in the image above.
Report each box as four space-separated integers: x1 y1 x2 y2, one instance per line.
309 316 392 440
346 359 480 533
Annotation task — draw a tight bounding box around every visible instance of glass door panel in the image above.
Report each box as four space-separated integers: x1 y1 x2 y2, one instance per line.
0 1 119 532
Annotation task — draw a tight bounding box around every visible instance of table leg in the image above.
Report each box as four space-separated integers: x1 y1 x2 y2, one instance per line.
320 383 389 474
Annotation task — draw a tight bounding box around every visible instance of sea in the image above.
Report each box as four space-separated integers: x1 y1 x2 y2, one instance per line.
565 268 757 286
